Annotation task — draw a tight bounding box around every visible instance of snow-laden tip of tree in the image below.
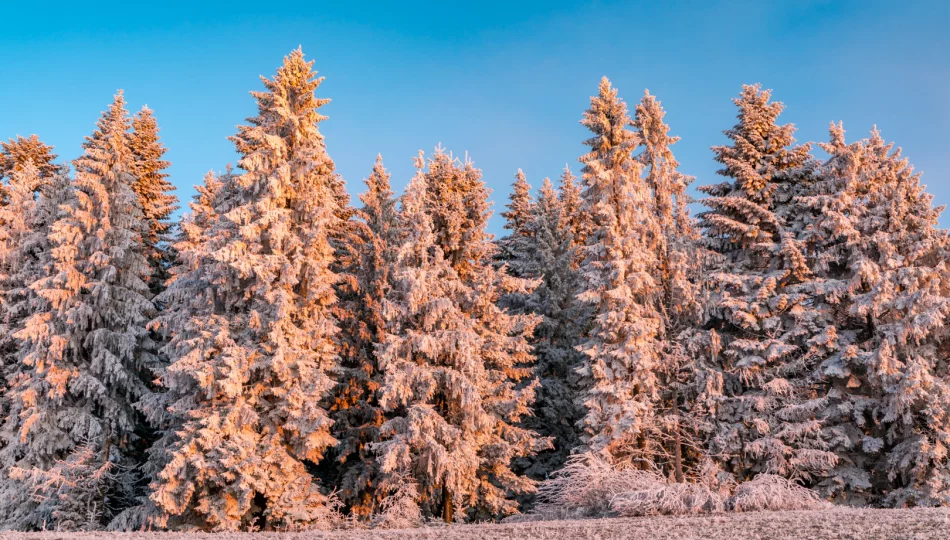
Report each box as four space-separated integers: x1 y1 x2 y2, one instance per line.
329 155 400 520
147 49 343 532
0 91 157 530
697 84 836 485
128 106 177 297
575 77 666 467
0 135 60 184
375 149 546 523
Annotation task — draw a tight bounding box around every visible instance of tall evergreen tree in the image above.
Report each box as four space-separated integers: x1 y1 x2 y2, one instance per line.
329 155 400 519
802 124 950 505
574 77 666 467
631 90 708 481
518 178 586 479
376 149 545 523
148 50 342 531
128 106 178 296
697 84 836 483
0 92 156 529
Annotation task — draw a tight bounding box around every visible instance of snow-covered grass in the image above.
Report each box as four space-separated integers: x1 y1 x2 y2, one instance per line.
6 508 950 540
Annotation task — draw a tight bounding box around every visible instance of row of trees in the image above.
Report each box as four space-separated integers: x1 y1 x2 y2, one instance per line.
0 48 948 532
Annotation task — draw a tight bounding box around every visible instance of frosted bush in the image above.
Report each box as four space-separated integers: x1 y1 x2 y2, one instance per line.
370 474 422 530
532 453 665 518
611 482 725 517
728 474 827 512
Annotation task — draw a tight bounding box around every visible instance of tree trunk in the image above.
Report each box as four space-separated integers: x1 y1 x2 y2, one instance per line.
442 486 454 523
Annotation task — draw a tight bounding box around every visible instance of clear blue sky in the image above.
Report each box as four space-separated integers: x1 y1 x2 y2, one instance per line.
3 0 948 235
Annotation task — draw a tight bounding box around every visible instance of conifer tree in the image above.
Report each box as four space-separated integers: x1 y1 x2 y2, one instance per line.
376 150 545 523
330 155 400 519
128 107 177 296
574 77 666 467
631 90 708 481
518 177 587 479
0 92 156 529
697 84 836 482
802 124 950 505
148 50 342 531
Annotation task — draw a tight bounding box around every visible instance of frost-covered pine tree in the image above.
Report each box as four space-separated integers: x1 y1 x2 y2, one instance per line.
376 149 545 523
574 78 666 467
697 84 836 483
517 177 587 480
0 91 157 530
329 155 400 519
148 49 342 531
631 90 708 481
128 106 177 296
801 124 950 506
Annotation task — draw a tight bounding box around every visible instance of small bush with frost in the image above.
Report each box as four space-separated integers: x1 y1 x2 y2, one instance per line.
371 474 422 530
531 453 666 518
611 482 725 517
728 474 827 512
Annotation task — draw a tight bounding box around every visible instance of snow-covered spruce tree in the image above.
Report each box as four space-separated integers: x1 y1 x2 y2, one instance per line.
128 106 177 296
574 77 666 467
697 84 836 483
376 149 545 523
0 91 157 530
329 155 400 520
801 124 950 506
0 134 60 185
517 177 587 480
631 90 708 481
148 49 342 532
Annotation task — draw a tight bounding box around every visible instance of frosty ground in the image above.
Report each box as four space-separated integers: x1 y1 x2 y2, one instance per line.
6 508 950 540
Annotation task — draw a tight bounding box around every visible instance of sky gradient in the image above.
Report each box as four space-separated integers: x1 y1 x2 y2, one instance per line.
3 0 948 235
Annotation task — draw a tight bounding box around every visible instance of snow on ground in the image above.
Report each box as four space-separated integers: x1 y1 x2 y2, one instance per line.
5 508 950 540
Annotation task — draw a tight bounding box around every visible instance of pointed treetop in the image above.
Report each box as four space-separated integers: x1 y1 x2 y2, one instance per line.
581 77 638 178
501 169 534 235
73 91 133 179
711 83 811 203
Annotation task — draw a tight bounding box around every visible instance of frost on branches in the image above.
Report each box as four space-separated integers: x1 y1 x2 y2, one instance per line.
697 85 836 483
574 78 666 468
802 124 950 506
375 150 546 523
147 49 342 531
0 92 157 530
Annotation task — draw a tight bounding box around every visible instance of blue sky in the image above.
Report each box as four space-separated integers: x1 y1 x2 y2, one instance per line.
3 0 948 235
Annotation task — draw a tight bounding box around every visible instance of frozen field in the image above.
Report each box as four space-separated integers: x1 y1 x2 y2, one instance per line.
5 508 950 540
